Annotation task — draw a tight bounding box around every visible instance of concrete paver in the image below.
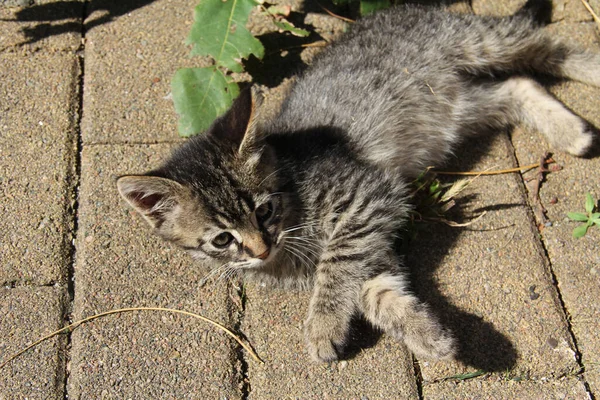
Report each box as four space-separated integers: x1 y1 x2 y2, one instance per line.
409 135 578 384
0 286 66 400
512 21 600 398
472 0 598 22
423 377 589 399
243 285 419 399
68 144 241 398
0 0 83 52
0 52 80 285
81 0 199 144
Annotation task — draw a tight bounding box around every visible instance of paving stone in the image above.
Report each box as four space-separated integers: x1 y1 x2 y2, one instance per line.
551 0 598 22
0 286 66 400
512 21 600 398
472 0 526 16
472 0 597 21
81 0 201 144
0 52 79 285
243 284 419 399
68 144 241 398
409 135 578 382
0 0 83 52
423 377 589 399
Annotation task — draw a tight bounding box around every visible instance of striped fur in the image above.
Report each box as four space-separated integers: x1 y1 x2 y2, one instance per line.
118 4 600 362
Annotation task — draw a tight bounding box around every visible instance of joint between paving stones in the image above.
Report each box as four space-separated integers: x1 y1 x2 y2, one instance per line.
504 134 595 398
412 355 425 400
60 2 88 398
227 282 252 399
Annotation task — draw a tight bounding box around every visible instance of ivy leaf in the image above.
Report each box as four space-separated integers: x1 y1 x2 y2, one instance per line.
567 212 590 222
360 0 390 15
188 0 265 73
172 67 240 137
573 224 589 238
585 192 595 214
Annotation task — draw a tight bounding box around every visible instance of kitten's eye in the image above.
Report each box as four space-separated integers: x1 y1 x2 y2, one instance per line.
212 232 234 248
255 200 274 223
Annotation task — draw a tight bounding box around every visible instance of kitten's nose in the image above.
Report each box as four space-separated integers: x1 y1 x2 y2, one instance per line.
256 249 270 260
241 230 270 260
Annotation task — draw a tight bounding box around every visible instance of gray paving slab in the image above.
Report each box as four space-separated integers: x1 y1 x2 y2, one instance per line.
409 135 578 382
243 284 420 399
423 377 589 399
472 0 597 22
0 52 79 285
472 0 526 16
68 144 241 398
0 0 83 52
512 21 600 398
0 286 66 400
81 0 202 144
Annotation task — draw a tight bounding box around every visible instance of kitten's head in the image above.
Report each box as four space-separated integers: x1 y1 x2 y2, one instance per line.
117 89 292 270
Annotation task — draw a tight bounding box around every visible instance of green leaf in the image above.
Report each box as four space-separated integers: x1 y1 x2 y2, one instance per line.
360 0 390 15
172 67 240 137
567 212 590 222
272 20 310 37
573 224 589 238
585 192 595 214
188 0 265 73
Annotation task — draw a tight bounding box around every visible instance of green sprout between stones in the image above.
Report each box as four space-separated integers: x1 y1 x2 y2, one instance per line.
567 193 600 238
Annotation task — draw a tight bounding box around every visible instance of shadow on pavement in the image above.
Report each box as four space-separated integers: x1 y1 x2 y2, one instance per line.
4 0 157 45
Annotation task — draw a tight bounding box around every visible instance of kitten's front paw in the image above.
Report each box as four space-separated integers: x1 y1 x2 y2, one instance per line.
304 314 349 362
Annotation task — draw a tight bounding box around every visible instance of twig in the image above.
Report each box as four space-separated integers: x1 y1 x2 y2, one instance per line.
580 0 600 29
317 3 355 23
435 160 556 176
525 153 562 228
0 307 263 370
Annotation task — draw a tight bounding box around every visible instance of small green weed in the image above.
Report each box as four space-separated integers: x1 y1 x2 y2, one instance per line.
567 193 600 238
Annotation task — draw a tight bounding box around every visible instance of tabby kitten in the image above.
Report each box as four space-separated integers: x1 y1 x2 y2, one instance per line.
117 4 600 362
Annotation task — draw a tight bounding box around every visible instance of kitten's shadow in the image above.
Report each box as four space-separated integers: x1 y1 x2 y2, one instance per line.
407 134 518 372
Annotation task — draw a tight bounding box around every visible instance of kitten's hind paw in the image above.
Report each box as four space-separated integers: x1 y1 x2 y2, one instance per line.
564 123 595 157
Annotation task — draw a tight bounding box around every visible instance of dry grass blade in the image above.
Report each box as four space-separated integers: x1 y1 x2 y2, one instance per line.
317 3 355 23
426 211 487 227
580 0 600 29
435 159 555 176
0 306 263 370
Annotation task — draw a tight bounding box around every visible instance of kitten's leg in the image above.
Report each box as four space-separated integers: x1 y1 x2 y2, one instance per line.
461 77 594 156
304 266 359 362
359 273 455 360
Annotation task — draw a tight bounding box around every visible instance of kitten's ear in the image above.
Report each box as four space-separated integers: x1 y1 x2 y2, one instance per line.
116 175 185 229
210 87 262 153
